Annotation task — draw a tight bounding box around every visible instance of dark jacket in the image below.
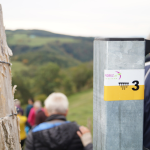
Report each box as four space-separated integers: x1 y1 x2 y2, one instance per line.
144 62 150 149
26 104 33 117
25 114 92 150
35 109 47 125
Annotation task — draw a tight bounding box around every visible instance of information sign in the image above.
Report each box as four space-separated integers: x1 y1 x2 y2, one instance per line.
104 69 144 101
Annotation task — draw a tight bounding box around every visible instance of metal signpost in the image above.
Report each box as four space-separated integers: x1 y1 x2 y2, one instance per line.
93 38 145 150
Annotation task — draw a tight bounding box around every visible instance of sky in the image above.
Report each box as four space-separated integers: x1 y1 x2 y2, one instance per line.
0 0 150 37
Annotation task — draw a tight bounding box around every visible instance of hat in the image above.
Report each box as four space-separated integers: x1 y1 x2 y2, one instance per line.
16 107 21 114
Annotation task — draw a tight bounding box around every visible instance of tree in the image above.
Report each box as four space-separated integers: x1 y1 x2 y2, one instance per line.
71 63 93 91
12 74 33 104
35 62 60 96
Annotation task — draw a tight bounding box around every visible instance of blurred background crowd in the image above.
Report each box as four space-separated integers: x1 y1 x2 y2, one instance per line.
15 94 93 148
15 99 43 147
15 98 51 147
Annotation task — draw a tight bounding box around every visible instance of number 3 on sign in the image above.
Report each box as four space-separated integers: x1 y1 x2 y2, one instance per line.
132 80 139 91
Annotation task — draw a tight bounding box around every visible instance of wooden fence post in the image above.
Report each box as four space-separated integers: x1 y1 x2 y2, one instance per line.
0 5 21 150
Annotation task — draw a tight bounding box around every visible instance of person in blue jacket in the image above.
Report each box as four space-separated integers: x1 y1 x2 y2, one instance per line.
143 53 150 150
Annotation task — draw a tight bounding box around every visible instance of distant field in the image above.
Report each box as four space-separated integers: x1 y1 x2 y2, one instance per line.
67 89 93 132
7 34 80 47
6 30 93 64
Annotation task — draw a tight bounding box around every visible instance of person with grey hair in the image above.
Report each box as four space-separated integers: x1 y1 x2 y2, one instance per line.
15 100 24 115
25 92 93 150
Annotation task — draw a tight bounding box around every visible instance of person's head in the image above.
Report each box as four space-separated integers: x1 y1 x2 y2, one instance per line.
17 107 22 116
28 98 34 105
34 101 42 111
44 92 69 116
15 100 21 107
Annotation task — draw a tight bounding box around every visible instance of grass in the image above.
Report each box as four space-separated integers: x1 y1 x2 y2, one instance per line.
11 61 28 74
7 34 80 47
67 89 93 132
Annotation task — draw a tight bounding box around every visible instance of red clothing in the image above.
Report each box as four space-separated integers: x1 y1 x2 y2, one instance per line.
28 108 45 126
28 108 35 126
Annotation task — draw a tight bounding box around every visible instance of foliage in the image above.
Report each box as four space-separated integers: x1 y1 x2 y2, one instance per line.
59 71 74 95
6 29 93 65
70 63 93 91
12 74 33 104
8 29 94 104
13 50 80 67
12 61 93 104
34 63 61 95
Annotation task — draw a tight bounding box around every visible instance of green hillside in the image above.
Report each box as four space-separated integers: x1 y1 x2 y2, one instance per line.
68 89 93 130
6 29 93 67
8 29 93 105
8 30 93 135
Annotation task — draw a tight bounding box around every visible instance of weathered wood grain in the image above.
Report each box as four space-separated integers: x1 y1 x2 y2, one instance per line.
0 5 21 150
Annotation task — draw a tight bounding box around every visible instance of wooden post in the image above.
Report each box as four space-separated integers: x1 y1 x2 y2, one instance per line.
0 5 21 150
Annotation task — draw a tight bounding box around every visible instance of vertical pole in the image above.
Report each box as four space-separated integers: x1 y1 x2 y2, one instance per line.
93 38 145 150
0 5 21 150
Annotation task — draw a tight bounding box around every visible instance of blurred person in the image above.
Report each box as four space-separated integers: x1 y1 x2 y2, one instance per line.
34 101 47 125
28 101 45 126
143 53 150 150
17 107 27 148
25 99 34 134
26 98 34 117
25 93 93 150
15 100 24 115
27 106 35 127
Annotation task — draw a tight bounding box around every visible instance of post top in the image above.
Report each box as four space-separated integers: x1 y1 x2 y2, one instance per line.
94 37 145 41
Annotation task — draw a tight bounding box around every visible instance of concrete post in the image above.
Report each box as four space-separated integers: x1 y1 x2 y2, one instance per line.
93 38 145 150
